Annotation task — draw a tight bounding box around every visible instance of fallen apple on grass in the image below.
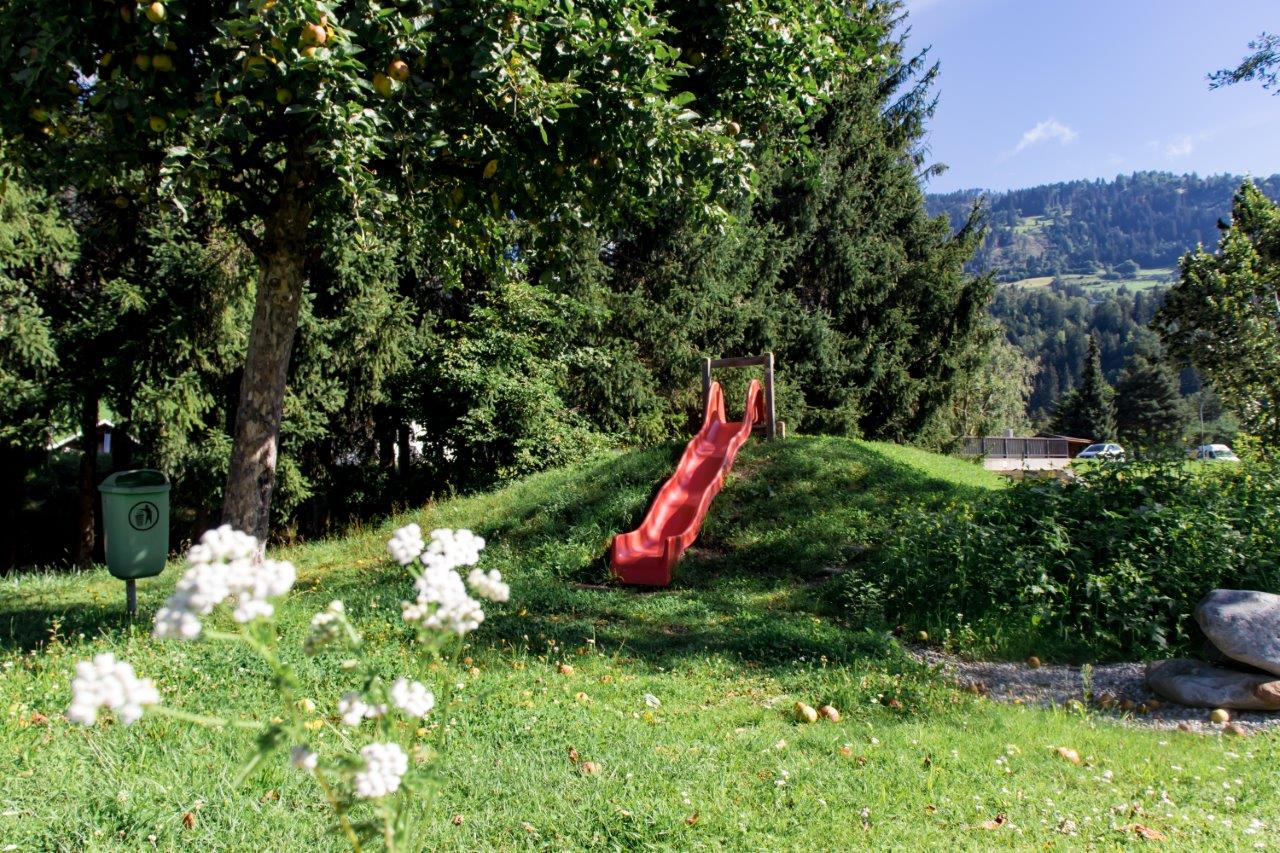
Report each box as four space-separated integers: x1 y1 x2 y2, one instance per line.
793 702 818 724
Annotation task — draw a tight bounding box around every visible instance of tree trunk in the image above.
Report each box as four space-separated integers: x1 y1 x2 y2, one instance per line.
397 423 412 478
377 413 396 470
112 397 134 472
76 389 99 568
0 446 24 574
221 159 315 542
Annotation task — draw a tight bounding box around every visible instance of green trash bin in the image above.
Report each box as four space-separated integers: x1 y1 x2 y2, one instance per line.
99 469 170 582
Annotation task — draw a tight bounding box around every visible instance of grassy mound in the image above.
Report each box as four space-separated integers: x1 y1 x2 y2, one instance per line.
1 438 1275 848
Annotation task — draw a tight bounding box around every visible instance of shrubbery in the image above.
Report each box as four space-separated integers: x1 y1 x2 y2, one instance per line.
849 462 1280 660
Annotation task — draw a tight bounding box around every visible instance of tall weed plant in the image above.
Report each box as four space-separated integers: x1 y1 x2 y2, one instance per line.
855 462 1280 659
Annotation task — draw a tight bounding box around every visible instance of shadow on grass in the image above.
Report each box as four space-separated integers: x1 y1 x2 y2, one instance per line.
0 574 171 652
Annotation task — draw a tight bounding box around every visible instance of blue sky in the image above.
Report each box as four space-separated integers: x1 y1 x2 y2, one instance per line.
902 0 1280 193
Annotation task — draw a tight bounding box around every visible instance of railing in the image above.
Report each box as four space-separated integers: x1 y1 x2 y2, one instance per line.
962 437 1071 459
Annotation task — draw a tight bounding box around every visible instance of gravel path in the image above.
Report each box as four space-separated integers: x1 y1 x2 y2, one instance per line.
913 647 1280 735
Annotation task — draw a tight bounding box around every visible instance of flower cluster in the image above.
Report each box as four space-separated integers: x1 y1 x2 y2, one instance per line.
421 528 485 572
153 525 295 639
394 526 494 636
290 745 318 771
387 523 425 566
338 692 386 727
303 600 350 656
66 653 160 726
402 565 486 635
390 678 435 718
467 568 510 603
354 743 409 799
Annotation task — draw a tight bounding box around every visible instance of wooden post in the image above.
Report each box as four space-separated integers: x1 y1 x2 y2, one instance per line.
701 357 712 413
763 351 777 440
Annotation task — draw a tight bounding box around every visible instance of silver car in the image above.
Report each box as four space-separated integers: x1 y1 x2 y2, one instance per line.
1193 444 1239 461
1077 442 1125 461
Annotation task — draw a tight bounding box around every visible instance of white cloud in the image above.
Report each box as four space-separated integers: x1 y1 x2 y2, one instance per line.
1164 136 1194 158
1013 119 1078 154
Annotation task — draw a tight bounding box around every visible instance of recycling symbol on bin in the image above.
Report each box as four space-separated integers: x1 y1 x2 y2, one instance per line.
129 501 160 532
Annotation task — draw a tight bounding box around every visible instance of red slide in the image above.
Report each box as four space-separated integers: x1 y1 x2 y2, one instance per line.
611 379 766 586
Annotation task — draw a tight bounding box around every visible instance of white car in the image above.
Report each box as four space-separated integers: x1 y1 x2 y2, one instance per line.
1193 444 1239 461
1077 442 1125 461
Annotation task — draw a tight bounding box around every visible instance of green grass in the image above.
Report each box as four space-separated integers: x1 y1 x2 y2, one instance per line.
2 437 1276 849
1006 267 1175 293
1012 214 1055 235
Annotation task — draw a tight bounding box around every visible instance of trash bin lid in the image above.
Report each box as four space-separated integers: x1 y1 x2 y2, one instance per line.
99 469 171 494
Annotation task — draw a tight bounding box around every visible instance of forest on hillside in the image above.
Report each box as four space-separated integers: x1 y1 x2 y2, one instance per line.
928 172 1280 281
921 171 1280 441
991 282 1161 414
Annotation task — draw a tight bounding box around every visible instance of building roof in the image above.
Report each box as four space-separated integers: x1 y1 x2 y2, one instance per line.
47 420 116 452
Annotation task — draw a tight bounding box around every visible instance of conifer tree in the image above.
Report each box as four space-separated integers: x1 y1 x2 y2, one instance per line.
1051 335 1117 441
565 13 992 442
0 154 78 571
1115 346 1185 453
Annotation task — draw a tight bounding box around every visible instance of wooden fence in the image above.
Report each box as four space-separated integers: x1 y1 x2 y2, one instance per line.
962 436 1071 459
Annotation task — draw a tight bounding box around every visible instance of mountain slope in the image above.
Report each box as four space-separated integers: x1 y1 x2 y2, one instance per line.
928 171 1280 283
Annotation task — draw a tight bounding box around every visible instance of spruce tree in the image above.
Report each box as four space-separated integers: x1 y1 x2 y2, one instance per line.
0 155 77 571
1051 336 1117 441
775 55 993 441
1115 347 1186 453
567 15 992 443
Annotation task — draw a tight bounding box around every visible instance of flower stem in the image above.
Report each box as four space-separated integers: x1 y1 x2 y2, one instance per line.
315 768 362 852
150 705 263 731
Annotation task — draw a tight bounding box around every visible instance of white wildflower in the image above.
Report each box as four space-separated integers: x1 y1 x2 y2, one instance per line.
304 600 348 656
387 523 425 566
390 678 435 718
337 692 384 726
66 653 160 726
290 745 318 771
420 528 485 573
229 558 295 623
353 743 409 799
467 568 509 603
394 528 494 635
153 561 229 640
402 564 486 635
152 526 295 639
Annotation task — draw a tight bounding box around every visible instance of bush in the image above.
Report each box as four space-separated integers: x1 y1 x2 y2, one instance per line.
849 462 1280 660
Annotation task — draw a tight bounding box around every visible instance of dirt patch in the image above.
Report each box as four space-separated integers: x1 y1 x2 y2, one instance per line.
914 647 1280 735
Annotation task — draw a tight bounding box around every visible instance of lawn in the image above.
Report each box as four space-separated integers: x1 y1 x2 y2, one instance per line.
2 438 1275 849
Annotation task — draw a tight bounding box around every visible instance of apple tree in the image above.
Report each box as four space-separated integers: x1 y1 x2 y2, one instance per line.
1 0 877 539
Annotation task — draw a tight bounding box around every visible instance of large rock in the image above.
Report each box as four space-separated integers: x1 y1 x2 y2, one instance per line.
1202 639 1273 674
1196 589 1280 676
1145 659 1280 710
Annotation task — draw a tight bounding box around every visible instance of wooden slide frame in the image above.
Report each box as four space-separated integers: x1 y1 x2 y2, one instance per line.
700 353 780 440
